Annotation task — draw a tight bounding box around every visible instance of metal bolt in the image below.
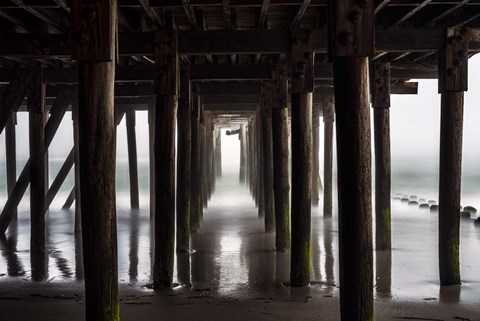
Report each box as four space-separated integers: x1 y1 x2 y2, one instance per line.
349 10 362 24
454 58 463 67
295 71 305 80
338 31 352 45
456 34 465 44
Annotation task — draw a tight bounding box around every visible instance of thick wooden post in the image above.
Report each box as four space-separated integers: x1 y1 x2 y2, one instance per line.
28 69 47 281
256 106 265 218
312 103 321 206
190 89 201 232
323 96 334 218
5 114 17 219
329 0 374 319
72 0 119 319
272 64 291 252
248 119 255 198
290 29 313 287
215 128 222 177
126 110 139 209
72 98 82 234
438 27 467 286
148 102 155 220
0 86 74 235
176 64 191 252
261 81 275 233
372 62 392 251
239 123 247 183
153 26 178 288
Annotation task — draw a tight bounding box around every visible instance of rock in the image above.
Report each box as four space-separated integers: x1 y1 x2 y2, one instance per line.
395 193 402 196
428 200 436 205
475 217 480 225
460 211 471 219
410 195 417 201
463 206 477 214
393 197 401 201
401 198 410 203
419 203 430 210
419 198 426 203
408 201 419 206
430 205 439 213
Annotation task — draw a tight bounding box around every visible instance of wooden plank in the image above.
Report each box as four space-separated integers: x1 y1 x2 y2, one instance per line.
290 0 311 29
390 0 432 28
439 27 468 93
257 0 270 29
45 147 75 210
427 0 471 26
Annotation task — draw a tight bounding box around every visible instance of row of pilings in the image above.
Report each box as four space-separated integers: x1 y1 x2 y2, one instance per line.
0 1 468 321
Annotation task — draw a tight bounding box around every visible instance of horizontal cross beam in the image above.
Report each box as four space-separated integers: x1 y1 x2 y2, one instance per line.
0 28 479 57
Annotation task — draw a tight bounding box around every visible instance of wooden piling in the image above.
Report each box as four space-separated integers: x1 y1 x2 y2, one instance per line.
312 103 321 206
28 69 46 275
5 114 17 219
329 1 374 318
333 58 373 321
153 27 178 288
126 110 140 209
190 89 201 233
215 128 222 177
72 0 120 318
372 62 392 251
176 64 191 252
323 96 334 218
239 123 247 183
438 27 467 286
261 81 275 233
148 102 155 220
290 29 313 287
72 98 81 234
272 64 291 251
256 107 265 218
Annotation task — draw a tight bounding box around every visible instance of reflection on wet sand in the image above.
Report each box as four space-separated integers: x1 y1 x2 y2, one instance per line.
0 175 480 307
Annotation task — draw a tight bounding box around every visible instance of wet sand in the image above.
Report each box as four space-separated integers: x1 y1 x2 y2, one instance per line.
1 174 479 320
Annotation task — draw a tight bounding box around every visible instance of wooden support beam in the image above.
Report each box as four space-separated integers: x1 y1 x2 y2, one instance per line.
239 123 247 183
311 102 321 206
5 114 17 218
28 68 47 281
0 69 31 135
390 0 433 29
215 128 222 177
261 81 274 233
375 0 392 15
329 0 374 319
62 187 75 210
190 87 201 233
71 98 81 233
438 27 467 286
372 62 392 251
271 63 290 252
72 0 119 319
257 0 270 30
290 0 311 30
176 64 191 252
45 147 74 210
153 26 178 288
9 0 68 32
181 0 198 29
138 0 164 30
0 85 74 235
148 102 155 220
323 95 333 218
126 110 140 209
223 0 231 28
290 28 313 287
255 106 264 217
